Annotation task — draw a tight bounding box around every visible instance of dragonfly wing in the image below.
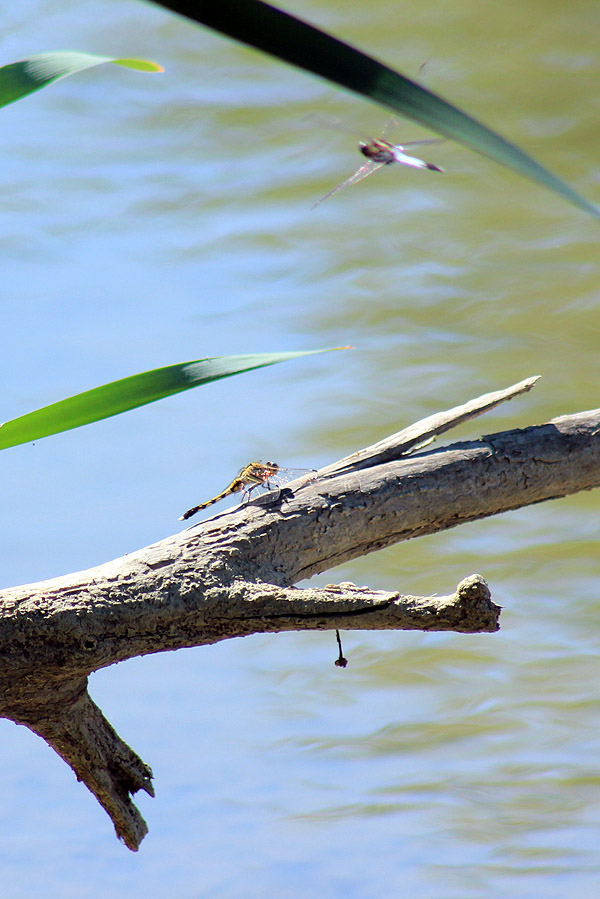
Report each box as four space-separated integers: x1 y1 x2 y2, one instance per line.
250 467 316 505
271 467 316 486
303 111 366 140
399 138 445 148
379 112 444 146
312 161 384 208
380 117 402 140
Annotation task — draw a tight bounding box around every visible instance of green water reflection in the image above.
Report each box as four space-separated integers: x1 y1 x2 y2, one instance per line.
1 0 599 896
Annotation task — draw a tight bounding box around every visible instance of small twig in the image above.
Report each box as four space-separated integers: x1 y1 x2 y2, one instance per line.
320 376 540 477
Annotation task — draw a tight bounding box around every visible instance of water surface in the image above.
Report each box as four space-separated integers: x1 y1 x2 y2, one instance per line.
1 1 599 895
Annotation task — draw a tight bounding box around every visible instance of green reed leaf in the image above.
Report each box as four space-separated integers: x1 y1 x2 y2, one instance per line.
0 51 163 109
0 349 342 449
149 0 598 218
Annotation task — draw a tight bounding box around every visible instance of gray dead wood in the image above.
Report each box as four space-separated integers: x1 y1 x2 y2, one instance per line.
2 375 600 849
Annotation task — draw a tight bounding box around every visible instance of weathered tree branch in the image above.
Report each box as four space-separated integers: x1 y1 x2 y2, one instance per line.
26 690 154 851
2 376 599 849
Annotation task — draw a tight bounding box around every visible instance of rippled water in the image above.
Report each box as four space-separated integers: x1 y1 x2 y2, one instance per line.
1 0 599 896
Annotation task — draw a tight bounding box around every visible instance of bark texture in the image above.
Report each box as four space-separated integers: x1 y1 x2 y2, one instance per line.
2 377 599 849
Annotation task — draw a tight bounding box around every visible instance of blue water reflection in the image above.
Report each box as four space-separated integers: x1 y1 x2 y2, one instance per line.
1 0 599 896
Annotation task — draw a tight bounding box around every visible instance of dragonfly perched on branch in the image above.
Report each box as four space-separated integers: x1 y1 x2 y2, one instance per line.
179 461 316 521
311 116 444 207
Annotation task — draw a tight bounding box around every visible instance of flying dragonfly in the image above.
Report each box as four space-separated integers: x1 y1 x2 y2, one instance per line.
179 461 315 521
313 128 444 208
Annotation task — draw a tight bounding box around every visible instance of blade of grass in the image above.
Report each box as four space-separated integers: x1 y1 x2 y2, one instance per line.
0 349 343 450
0 51 163 109
149 0 598 219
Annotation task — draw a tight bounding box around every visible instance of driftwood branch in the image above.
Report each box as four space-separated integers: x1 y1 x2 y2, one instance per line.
26 690 154 851
2 376 600 849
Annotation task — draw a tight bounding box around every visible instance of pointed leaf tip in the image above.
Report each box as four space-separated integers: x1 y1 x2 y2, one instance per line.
0 51 164 109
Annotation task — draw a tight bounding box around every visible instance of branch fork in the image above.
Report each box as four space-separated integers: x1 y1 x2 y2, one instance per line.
3 376 600 848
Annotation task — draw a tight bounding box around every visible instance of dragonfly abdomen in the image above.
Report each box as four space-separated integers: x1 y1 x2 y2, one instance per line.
179 479 246 520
